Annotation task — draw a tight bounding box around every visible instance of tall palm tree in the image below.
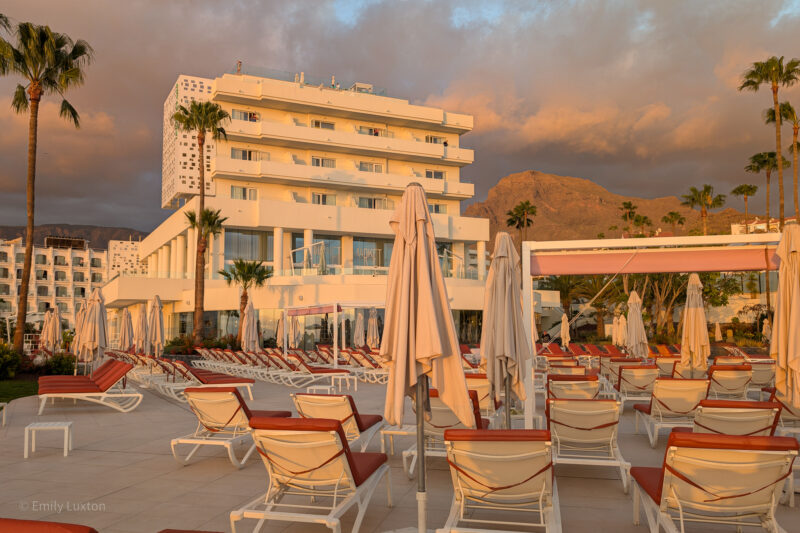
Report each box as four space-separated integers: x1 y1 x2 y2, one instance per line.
730 184 758 233
219 259 272 344
185 208 227 343
574 275 621 338
619 201 637 234
505 200 536 245
0 23 92 353
632 214 652 236
680 185 725 236
745 152 789 231
172 102 229 344
661 211 685 235
739 56 800 229
764 101 800 221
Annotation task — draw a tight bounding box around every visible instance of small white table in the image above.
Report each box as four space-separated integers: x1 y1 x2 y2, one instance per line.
380 424 416 455
24 421 73 458
0 402 6 426
306 384 335 394
331 374 358 392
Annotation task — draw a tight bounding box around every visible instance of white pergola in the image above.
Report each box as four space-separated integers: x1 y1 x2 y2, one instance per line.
520 233 782 428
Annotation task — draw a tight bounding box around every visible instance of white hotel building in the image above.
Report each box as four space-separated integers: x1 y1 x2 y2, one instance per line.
101 68 490 347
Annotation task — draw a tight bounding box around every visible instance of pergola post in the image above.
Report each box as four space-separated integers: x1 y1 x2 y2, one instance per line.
333 304 339 369
522 241 536 429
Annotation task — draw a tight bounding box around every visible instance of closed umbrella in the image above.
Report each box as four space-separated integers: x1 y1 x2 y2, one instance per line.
771 224 800 408
763 318 772 343
714 322 722 343
276 316 284 349
617 314 627 348
148 295 164 357
39 309 52 350
133 303 149 355
480 231 531 429
559 312 570 348
626 291 648 358
611 315 619 345
382 183 472 533
367 307 380 349
679 274 710 376
72 302 85 355
353 311 365 348
290 316 301 349
77 288 108 372
241 299 259 352
118 308 134 352
49 306 62 353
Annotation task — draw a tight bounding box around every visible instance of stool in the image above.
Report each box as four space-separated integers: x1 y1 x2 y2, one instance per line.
331 374 357 392
0 402 6 426
306 384 334 394
24 421 73 458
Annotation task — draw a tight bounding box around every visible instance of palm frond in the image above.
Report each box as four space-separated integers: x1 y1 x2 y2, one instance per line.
59 99 80 128
11 83 28 113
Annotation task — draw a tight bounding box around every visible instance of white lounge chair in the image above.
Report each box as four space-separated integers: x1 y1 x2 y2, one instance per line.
612 364 659 412
438 429 562 533
631 432 798 533
546 375 600 400
633 378 710 447
230 416 392 533
547 398 630 493
171 387 291 468
291 393 383 452
679 400 781 437
707 364 752 400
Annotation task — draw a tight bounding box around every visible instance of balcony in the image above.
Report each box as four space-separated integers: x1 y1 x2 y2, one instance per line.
224 119 473 166
211 158 474 199
213 73 473 134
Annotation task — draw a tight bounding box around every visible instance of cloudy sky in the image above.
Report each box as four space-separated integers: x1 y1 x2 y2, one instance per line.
2 0 800 232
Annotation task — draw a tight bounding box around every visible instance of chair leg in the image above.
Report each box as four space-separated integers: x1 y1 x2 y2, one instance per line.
632 483 640 525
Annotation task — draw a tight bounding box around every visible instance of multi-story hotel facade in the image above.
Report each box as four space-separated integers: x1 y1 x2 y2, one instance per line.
102 68 491 347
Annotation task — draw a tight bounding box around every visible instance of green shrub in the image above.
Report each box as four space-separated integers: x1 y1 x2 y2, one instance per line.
0 343 22 380
44 353 76 375
165 336 193 355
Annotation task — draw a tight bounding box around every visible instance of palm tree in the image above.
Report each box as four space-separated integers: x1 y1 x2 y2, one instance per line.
0 14 9 32
574 275 621 338
539 275 581 321
730 184 758 233
505 200 536 245
219 259 272 344
632 214 652 236
619 201 637 234
745 152 789 231
739 56 800 229
185 208 228 343
0 23 92 353
172 102 229 344
680 185 725 236
661 211 685 235
764 101 800 222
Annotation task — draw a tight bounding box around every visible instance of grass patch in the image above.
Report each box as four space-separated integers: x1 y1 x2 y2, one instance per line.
0 378 38 403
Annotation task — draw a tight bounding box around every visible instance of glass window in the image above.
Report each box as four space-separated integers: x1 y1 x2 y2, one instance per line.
37 286 48 297
224 229 271 262
91 258 102 267
231 109 259 122
0 284 9 295
425 135 446 144
55 271 67 281
91 273 103 282
357 197 388 209
231 148 261 161
428 203 447 214
312 235 341 266
73 272 85 282
312 193 336 206
38 302 50 313
74 287 85 297
0 299 10 312
231 186 257 201
73 257 84 267
311 120 335 130
56 286 68 297
425 169 445 180
353 238 394 268
15 253 24 263
0 268 7 279
358 161 382 173
35 270 47 280
358 126 385 137
311 156 335 168
54 255 68 266
56 302 68 313
35 254 47 265
16 269 22 279
437 242 453 275
0 252 7 262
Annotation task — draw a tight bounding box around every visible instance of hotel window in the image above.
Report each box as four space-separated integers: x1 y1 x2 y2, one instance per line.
74 257 84 267
231 109 259 122
311 156 335 168
74 287 85 297
312 193 336 206
35 254 47 265
428 203 447 214
15 253 24 263
0 300 9 312
35 270 47 281
231 148 264 161
353 238 393 267
37 286 48 297
312 235 342 266
425 135 446 144
73 272 85 282
358 126 385 137
16 269 22 279
311 120 335 130
0 252 7 262
224 229 271 262
0 268 7 279
91 273 103 282
91 258 102 268
0 284 9 295
54 271 67 281
54 255 67 266
357 197 388 210
231 186 257 201
358 161 383 173
425 169 445 180
55 286 68 297
38 302 50 313
56 302 68 313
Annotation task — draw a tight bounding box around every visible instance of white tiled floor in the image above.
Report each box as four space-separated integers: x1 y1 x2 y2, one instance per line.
0 377 797 532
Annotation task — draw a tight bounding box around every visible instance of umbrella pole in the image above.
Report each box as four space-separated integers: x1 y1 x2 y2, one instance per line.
504 371 512 429
416 377 427 533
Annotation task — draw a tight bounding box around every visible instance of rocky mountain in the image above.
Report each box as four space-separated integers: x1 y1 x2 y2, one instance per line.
0 224 146 249
464 170 747 245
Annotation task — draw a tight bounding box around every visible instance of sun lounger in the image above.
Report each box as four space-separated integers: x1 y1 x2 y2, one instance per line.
748 361 776 398
768 390 800 438
176 361 255 399
633 378 710 447
0 518 98 532
613 365 659 411
547 398 630 492
229 416 392 533
548 365 587 376
172 387 291 468
291 393 383 452
438 429 562 533
465 373 504 423
707 364 752 400
37 359 142 415
672 362 708 379
654 357 681 377
672 400 781 437
546 375 601 400
631 432 797 533
713 355 747 365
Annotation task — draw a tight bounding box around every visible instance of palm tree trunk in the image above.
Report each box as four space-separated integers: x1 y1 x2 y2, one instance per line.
773 84 785 229
766 170 771 231
701 207 708 236
596 309 605 338
744 196 749 234
13 93 41 354
237 288 247 345
192 132 206 345
793 126 798 220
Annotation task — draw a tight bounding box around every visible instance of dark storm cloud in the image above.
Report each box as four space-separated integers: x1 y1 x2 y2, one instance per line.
1 0 799 231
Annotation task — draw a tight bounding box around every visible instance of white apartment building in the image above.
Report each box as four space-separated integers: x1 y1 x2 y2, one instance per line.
730 216 797 235
108 239 147 278
102 67 490 347
0 236 109 330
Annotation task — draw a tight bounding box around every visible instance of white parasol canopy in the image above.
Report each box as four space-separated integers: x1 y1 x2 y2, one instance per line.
381 183 472 532
39 309 52 352
559 312 570 348
133 303 149 355
353 311 365 348
626 291 648 358
771 224 800 408
77 288 108 366
241 299 259 352
118 308 134 352
290 316 301 349
480 232 531 417
72 301 85 354
276 316 284 349
679 274 710 373
48 306 62 353
611 315 619 345
762 318 772 343
148 295 164 357
714 322 722 343
366 307 380 349
617 314 627 347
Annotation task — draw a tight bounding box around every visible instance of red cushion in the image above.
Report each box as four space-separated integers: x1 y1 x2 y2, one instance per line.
92 361 133 391
699 400 780 410
39 383 103 394
194 373 254 385
633 403 651 415
666 431 799 451
249 410 292 419
349 451 388 486
670 427 692 434
630 466 663 503
547 375 598 383
0 518 98 532
708 364 752 375
308 368 350 374
355 413 383 432
444 429 551 442
465 373 488 380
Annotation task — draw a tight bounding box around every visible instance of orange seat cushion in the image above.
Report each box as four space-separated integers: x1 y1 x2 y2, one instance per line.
630 466 663 503
249 410 292 419
349 451 388 486
632 403 651 415
355 413 383 432
0 518 99 532
38 383 103 394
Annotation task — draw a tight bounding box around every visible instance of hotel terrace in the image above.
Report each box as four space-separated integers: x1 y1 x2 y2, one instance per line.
101 67 491 345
